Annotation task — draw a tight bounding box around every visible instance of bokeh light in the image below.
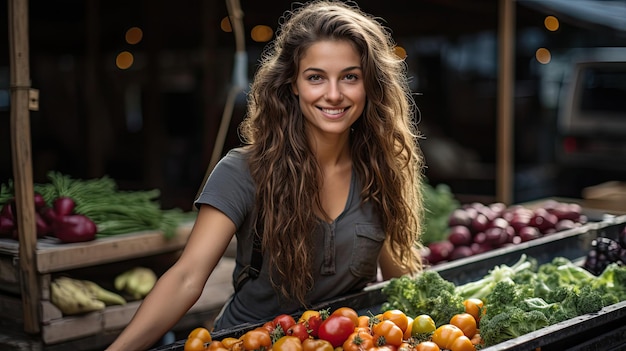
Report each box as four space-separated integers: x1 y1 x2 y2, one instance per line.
394 46 407 60
544 15 559 32
221 17 233 32
116 51 134 69
125 27 143 45
535 47 551 64
251 25 273 42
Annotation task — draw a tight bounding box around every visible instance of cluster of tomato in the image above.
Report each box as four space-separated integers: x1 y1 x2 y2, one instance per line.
184 298 484 351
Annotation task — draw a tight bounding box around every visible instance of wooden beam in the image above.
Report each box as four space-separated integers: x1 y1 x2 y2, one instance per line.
496 0 516 205
8 0 40 333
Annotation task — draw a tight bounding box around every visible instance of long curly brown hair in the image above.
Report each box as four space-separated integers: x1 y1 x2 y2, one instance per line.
239 0 425 305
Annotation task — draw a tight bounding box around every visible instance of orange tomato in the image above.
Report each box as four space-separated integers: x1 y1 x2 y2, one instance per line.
343 330 375 351
207 341 225 351
382 309 409 333
449 313 477 338
448 335 474 351
240 329 272 351
462 298 484 323
414 341 441 351
358 315 371 329
302 338 334 351
331 307 359 327
398 341 415 351
221 337 241 349
184 337 208 351
372 320 404 347
188 327 212 343
273 336 303 351
470 332 483 347
403 317 414 340
431 324 464 350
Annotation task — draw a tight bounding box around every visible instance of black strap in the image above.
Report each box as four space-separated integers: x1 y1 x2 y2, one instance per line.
234 217 264 292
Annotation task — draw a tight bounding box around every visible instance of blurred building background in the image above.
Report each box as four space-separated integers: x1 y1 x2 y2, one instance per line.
1 0 626 210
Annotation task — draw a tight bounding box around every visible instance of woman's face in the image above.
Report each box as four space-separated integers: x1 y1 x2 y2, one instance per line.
292 40 366 142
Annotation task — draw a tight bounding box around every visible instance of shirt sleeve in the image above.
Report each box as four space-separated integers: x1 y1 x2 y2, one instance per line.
194 148 255 229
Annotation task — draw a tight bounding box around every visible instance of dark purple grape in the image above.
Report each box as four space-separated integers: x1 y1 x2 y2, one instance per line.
592 237 621 262
618 226 626 248
619 248 626 265
584 250 609 275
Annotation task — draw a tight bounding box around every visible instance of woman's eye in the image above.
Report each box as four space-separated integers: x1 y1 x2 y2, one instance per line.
344 73 358 81
307 74 322 81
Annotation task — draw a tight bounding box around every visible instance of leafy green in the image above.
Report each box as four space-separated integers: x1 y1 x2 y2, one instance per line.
0 171 195 239
454 254 537 300
420 181 459 246
381 270 465 327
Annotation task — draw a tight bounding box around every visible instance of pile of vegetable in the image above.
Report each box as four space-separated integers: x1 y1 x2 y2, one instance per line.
583 226 626 274
0 171 195 243
424 199 588 265
182 306 481 351
382 253 626 347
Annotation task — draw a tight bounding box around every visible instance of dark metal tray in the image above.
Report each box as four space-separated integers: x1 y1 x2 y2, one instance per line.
152 215 626 351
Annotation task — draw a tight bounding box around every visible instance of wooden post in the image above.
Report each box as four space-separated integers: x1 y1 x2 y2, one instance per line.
8 0 40 333
496 0 515 205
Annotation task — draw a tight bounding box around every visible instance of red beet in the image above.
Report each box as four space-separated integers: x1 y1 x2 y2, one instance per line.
52 214 97 243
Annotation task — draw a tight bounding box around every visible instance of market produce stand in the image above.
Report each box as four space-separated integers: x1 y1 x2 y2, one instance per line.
153 215 626 351
0 221 237 349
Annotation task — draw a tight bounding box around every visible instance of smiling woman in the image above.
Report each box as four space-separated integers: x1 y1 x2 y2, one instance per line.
105 1 425 349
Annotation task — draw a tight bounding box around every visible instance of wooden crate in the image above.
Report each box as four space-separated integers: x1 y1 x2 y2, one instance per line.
0 222 235 348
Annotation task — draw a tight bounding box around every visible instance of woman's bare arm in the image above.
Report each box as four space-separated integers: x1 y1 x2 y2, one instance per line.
105 205 236 350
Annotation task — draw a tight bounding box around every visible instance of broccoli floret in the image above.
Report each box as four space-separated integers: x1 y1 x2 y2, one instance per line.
537 257 596 291
480 307 549 347
483 279 538 320
518 297 555 313
591 262 626 303
455 254 535 300
545 285 605 324
381 271 464 327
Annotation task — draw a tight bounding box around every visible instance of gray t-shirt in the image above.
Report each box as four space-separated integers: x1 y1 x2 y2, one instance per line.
195 147 385 329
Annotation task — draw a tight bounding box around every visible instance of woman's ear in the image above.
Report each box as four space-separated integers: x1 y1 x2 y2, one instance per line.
291 83 299 96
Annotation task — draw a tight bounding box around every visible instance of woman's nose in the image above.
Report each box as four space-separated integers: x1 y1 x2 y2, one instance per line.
324 83 343 102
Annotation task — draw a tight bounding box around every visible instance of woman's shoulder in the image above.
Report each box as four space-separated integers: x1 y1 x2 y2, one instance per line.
218 146 252 168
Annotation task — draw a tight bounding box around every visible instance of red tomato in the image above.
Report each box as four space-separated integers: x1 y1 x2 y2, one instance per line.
274 314 297 333
287 323 311 342
331 307 359 327
299 310 321 324
307 314 324 338
273 336 304 351
262 321 276 334
318 315 356 348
